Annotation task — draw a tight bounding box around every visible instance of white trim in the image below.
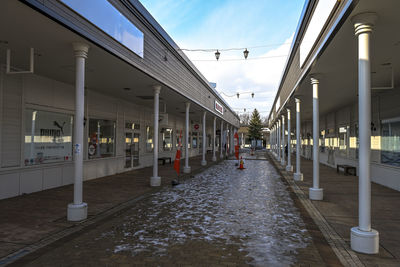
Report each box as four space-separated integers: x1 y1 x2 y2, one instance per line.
381 117 400 124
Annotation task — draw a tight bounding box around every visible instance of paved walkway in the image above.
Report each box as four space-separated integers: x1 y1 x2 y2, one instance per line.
1 152 343 266
270 151 400 266
0 154 220 265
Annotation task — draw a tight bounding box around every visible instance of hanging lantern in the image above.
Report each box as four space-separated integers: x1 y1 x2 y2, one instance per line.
236 93 240 98
215 50 220 61
243 48 249 59
251 92 254 98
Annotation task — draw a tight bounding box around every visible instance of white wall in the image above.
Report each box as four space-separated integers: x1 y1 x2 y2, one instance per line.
0 70 217 200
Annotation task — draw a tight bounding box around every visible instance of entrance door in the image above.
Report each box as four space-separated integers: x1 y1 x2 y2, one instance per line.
125 132 133 168
132 133 140 167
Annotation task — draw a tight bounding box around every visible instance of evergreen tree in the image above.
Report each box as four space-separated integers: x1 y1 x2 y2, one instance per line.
248 109 263 140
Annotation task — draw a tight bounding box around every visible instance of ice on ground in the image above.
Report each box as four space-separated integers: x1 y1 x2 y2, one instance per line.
101 159 310 265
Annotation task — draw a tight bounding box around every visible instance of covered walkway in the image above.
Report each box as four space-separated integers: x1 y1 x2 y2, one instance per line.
270 152 400 266
0 154 217 265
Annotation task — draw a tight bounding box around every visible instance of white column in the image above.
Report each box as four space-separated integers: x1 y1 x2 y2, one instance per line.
286 109 293 172
201 111 207 166
294 99 303 181
212 117 217 161
220 121 224 159
67 43 89 222
281 115 286 166
277 120 281 161
183 102 191 173
350 12 379 254
225 123 229 158
309 78 323 200
241 133 244 148
150 85 161 186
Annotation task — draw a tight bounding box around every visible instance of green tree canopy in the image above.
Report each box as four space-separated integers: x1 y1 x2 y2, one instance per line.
248 109 263 140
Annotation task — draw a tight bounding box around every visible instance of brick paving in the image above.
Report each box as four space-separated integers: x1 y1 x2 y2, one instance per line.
0 151 343 266
271 151 400 266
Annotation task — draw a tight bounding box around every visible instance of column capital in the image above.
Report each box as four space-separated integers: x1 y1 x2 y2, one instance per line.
310 77 319 85
153 85 161 94
203 111 207 116
295 98 301 103
72 42 89 58
287 108 291 114
351 12 377 36
185 102 190 109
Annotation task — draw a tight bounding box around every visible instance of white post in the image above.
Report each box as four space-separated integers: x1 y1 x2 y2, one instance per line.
225 123 229 158
212 117 217 161
277 119 281 161
67 42 89 222
281 115 286 166
286 109 293 172
309 78 323 200
201 111 207 166
150 85 161 186
184 102 191 173
350 12 379 254
241 132 244 148
220 121 224 159
294 99 303 181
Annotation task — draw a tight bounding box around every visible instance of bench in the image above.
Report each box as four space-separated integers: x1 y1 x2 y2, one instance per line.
336 164 356 176
158 157 172 165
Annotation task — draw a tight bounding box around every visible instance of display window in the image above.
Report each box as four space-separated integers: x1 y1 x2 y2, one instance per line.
381 119 400 167
88 119 115 159
24 109 73 165
192 132 198 148
175 130 183 149
162 128 173 151
146 126 154 152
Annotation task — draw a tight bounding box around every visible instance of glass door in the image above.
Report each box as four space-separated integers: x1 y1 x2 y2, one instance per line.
125 132 133 168
132 133 140 167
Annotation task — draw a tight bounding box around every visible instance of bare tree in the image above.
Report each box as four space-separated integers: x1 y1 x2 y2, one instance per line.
239 113 250 126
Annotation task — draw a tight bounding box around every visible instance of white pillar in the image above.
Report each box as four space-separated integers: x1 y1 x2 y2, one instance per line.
350 12 379 254
281 115 286 166
212 117 217 161
225 123 229 158
277 120 281 161
286 109 293 172
294 99 303 181
201 111 207 166
220 121 224 159
183 102 191 173
150 85 161 186
241 132 244 148
67 43 89 222
309 77 323 200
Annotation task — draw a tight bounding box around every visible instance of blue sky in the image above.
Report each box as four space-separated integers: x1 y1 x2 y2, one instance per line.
140 0 305 118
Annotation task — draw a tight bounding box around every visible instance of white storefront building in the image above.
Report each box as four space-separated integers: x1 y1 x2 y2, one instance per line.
268 0 400 255
0 0 239 218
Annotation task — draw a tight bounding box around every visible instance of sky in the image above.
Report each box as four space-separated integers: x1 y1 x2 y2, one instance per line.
140 0 305 120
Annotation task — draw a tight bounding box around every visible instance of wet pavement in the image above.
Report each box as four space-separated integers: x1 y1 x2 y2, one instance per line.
15 158 328 266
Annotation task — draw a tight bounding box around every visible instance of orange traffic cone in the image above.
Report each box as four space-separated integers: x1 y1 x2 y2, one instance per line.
238 157 245 170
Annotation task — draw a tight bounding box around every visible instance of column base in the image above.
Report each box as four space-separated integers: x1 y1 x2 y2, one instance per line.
309 187 323 200
67 202 88 222
351 227 379 254
281 159 286 166
201 160 207 166
220 155 224 160
293 172 303 181
183 166 191 173
150 176 161 187
286 165 293 172
212 156 217 162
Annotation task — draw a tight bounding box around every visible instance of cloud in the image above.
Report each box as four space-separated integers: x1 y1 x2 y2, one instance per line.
181 35 294 117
